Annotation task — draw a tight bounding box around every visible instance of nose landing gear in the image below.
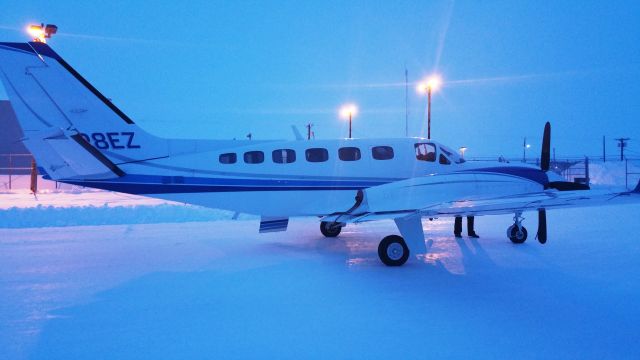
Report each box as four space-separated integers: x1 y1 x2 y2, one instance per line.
507 212 528 244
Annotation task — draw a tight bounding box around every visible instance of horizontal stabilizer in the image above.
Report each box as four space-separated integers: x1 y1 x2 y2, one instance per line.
22 128 124 180
259 217 289 233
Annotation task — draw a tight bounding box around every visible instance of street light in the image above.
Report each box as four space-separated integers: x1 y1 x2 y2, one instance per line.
416 74 442 140
339 103 358 139
522 137 531 162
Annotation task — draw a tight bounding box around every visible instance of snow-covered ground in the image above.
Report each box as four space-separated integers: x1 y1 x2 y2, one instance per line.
2 203 640 359
1 162 640 359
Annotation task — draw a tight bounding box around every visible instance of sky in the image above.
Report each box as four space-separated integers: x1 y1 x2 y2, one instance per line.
0 0 639 158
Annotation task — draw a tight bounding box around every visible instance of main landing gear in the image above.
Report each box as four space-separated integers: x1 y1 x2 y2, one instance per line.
377 235 410 266
320 221 342 237
507 212 528 244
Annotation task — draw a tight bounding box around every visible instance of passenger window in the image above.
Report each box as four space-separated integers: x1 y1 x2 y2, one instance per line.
219 153 237 164
244 151 264 164
306 148 329 162
372 146 394 160
272 149 296 164
415 143 436 162
338 147 361 161
439 154 451 165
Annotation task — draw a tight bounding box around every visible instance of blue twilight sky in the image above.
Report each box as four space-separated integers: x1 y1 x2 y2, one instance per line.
1 1 639 158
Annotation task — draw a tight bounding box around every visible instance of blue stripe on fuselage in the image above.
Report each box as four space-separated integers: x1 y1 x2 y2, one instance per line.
60 174 389 194
459 166 548 186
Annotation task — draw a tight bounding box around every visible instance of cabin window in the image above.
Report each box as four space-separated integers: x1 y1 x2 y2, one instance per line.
306 148 329 162
219 153 237 164
272 149 296 164
338 147 361 161
439 154 451 165
415 143 436 162
372 146 394 160
244 151 264 164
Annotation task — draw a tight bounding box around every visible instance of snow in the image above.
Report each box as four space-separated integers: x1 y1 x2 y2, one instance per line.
587 160 640 189
0 190 255 228
2 204 640 359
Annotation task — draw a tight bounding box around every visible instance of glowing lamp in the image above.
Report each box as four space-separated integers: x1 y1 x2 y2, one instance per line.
339 104 358 119
27 23 58 43
416 74 443 94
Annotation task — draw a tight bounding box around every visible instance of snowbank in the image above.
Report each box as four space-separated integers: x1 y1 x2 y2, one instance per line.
0 191 254 228
584 160 640 189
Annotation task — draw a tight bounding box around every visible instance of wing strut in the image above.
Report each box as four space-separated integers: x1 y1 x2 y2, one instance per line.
394 214 427 255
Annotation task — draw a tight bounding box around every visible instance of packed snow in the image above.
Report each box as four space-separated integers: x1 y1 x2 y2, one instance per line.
2 202 640 358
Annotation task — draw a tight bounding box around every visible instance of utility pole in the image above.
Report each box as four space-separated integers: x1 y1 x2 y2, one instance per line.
522 137 526 163
603 136 606 162
615 137 630 161
405 67 409 137
306 123 313 140
427 86 432 139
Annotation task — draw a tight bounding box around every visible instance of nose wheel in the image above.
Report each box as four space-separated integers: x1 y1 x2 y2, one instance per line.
378 235 409 266
507 212 528 244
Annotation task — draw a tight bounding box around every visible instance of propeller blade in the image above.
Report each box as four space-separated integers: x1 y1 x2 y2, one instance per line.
541 122 551 172
536 209 547 244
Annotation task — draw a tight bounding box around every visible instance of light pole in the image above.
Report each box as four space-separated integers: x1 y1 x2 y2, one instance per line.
417 75 442 140
522 137 531 162
339 104 358 139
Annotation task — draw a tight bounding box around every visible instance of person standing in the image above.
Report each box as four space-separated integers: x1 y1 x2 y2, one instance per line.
454 216 479 238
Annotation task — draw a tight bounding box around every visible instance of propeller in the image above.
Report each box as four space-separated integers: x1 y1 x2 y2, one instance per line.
541 122 551 172
537 122 551 244
536 209 547 244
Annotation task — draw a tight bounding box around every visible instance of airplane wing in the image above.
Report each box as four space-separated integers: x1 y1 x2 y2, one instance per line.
321 173 640 224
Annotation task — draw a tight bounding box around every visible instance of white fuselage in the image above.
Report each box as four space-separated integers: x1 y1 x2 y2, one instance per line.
67 137 542 216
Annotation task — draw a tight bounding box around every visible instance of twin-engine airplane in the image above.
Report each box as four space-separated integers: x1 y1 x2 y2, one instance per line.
1 41 639 266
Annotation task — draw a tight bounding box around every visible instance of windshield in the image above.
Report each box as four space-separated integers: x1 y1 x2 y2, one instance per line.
439 146 465 164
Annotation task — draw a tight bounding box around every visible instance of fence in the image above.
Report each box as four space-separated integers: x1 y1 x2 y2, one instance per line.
0 153 34 190
626 159 640 190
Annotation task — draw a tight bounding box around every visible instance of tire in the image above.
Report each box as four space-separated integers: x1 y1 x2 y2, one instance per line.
509 226 528 244
320 221 342 237
378 235 410 266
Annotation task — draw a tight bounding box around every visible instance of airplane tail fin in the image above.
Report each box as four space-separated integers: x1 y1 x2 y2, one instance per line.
0 42 166 180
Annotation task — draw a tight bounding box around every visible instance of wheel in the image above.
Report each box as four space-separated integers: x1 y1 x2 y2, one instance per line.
377 235 410 266
320 221 342 237
508 225 528 244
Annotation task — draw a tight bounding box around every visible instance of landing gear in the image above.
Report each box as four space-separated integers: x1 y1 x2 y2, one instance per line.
507 212 528 244
377 235 410 266
320 221 342 237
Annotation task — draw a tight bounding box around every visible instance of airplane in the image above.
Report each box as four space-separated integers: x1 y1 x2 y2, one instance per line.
1 41 639 266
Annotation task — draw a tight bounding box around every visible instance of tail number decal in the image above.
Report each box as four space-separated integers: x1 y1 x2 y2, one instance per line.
80 132 141 150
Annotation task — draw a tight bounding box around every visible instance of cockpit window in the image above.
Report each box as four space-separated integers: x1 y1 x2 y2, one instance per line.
439 146 465 164
415 143 436 162
439 154 451 165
